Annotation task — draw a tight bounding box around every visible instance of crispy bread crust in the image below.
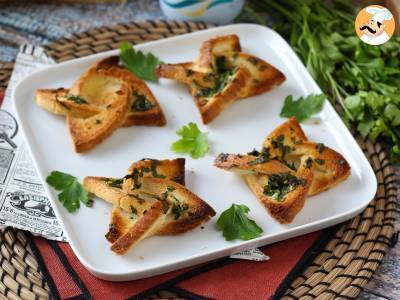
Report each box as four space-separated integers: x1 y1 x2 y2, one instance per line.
35 88 101 118
198 34 241 70
100 62 166 127
196 67 249 124
215 117 351 223
67 80 130 153
105 206 135 243
156 34 286 124
140 177 216 235
263 117 351 195
244 160 313 224
84 158 215 254
36 56 167 152
127 158 186 185
110 201 164 255
214 154 292 175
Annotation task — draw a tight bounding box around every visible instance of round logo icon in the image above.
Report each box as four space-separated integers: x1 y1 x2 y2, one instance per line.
355 5 395 46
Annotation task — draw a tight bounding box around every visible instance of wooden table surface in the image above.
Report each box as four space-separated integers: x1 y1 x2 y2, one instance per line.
0 1 398 299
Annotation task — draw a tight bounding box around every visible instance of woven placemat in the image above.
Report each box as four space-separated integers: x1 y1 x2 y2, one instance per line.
0 20 397 300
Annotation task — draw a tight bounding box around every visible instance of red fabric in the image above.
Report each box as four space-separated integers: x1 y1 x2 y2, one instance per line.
177 232 319 299
0 90 4 106
32 231 320 299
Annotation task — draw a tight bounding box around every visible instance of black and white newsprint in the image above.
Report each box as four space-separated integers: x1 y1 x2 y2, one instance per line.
0 45 66 241
1 45 268 260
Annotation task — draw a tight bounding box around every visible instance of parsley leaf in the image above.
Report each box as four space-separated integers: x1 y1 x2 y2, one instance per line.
171 122 209 159
280 94 325 122
216 204 263 241
119 41 163 82
46 171 90 213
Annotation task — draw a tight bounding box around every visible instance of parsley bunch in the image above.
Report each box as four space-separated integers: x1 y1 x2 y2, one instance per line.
245 0 400 163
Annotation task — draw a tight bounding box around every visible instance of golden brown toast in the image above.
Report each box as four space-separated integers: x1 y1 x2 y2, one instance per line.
35 56 167 152
214 117 351 223
93 56 166 127
66 67 131 153
262 117 351 195
214 153 292 175
35 88 100 118
156 34 285 124
109 202 165 255
84 158 215 254
243 157 313 223
126 158 186 186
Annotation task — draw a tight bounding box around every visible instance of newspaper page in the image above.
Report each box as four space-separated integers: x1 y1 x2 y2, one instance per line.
0 45 268 260
0 45 66 241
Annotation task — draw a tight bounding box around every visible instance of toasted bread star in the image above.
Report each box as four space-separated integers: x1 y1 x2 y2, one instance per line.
84 158 215 255
35 56 166 153
156 34 286 124
214 117 351 223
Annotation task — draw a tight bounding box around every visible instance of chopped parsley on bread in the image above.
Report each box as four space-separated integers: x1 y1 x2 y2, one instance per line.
214 117 351 223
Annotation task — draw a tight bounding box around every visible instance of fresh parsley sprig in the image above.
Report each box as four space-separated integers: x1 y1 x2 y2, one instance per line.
280 94 325 122
171 122 210 159
119 42 163 82
245 0 400 163
217 204 263 241
46 171 91 213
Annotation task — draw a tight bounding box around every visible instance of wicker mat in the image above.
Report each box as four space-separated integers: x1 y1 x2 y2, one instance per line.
0 20 397 300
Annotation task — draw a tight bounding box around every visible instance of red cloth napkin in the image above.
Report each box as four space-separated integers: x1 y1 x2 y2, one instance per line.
26 227 338 300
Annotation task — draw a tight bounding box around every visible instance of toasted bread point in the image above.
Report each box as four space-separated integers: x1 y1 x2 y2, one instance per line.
196 67 250 124
126 158 185 185
244 162 313 224
35 88 101 118
110 201 165 255
214 153 292 175
83 176 156 214
263 117 308 149
101 64 166 127
67 88 129 153
301 144 351 195
140 177 216 235
234 53 286 99
106 206 136 243
263 117 351 195
198 34 241 70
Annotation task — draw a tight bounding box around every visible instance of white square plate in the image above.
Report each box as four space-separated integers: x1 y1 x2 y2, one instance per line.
13 24 376 281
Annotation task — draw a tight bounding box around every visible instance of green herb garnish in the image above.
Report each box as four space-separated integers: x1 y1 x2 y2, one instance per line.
119 41 163 82
131 91 154 112
65 94 88 104
304 157 313 169
171 122 209 159
264 173 304 202
195 68 236 99
280 94 325 122
247 147 271 165
316 143 326 153
216 204 263 241
46 171 91 213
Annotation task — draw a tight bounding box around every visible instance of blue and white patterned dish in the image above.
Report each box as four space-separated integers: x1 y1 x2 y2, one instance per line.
160 0 245 24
